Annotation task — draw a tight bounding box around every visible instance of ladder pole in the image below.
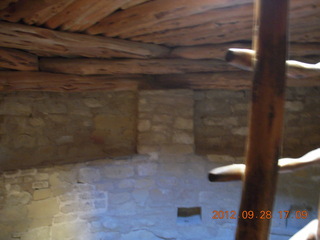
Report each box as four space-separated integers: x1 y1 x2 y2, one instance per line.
235 0 289 239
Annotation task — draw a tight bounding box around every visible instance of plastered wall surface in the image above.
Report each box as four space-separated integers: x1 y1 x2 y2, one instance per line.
0 87 319 239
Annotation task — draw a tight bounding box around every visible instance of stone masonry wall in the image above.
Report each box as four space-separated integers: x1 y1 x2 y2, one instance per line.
138 90 194 155
195 87 320 157
0 92 137 170
0 153 319 240
0 88 319 240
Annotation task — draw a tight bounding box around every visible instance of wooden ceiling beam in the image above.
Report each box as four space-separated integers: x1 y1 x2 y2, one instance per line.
0 47 38 71
86 0 251 36
0 71 150 92
171 43 320 60
0 71 318 92
110 3 252 39
23 0 76 26
0 21 170 59
0 0 65 22
121 0 150 9
44 0 131 32
39 58 237 75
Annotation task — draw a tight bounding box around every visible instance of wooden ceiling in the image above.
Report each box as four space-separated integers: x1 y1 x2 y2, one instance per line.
0 0 319 91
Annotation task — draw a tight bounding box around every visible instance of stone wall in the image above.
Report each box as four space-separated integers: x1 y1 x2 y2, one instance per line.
138 90 194 154
0 153 319 240
0 92 137 170
0 87 319 240
195 87 320 157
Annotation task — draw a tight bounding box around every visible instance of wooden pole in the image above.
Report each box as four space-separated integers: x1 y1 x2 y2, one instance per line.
235 0 288 239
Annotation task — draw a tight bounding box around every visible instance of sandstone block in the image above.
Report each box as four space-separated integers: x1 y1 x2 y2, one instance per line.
33 189 52 200
0 102 32 116
172 131 194 145
78 167 101 183
32 181 49 189
102 165 134 179
137 163 158 176
83 98 103 108
122 229 162 240
28 198 59 218
138 119 151 132
21 227 50 240
174 117 193 130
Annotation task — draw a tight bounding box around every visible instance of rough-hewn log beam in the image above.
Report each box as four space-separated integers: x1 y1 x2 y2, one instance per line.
0 21 169 59
0 47 38 71
39 58 236 75
172 43 320 60
0 71 150 92
0 71 319 92
226 48 320 78
208 148 320 182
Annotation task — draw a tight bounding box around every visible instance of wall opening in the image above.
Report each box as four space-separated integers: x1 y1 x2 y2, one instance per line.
177 207 202 225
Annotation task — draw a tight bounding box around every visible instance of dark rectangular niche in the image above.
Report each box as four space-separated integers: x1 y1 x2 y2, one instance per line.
177 207 202 225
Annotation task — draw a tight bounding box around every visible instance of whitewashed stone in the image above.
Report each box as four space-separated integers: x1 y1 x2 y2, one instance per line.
78 167 101 183
137 163 158 176
102 165 134 179
122 230 162 240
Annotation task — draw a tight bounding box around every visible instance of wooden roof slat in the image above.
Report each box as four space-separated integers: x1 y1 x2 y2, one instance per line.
39 58 237 75
0 0 65 22
0 21 170 59
44 0 131 32
130 0 318 46
121 0 150 9
132 18 253 46
0 0 18 11
23 0 76 26
86 0 251 36
0 47 38 71
118 3 252 39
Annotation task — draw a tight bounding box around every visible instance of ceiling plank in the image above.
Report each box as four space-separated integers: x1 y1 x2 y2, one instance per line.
45 0 131 32
23 0 76 26
0 71 149 92
114 3 252 39
39 58 237 75
0 21 170 59
0 0 65 22
0 47 38 71
121 0 150 9
0 0 18 11
132 19 253 46
86 0 251 36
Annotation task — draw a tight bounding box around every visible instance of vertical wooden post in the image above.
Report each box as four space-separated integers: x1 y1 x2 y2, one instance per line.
317 196 320 239
235 0 288 239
